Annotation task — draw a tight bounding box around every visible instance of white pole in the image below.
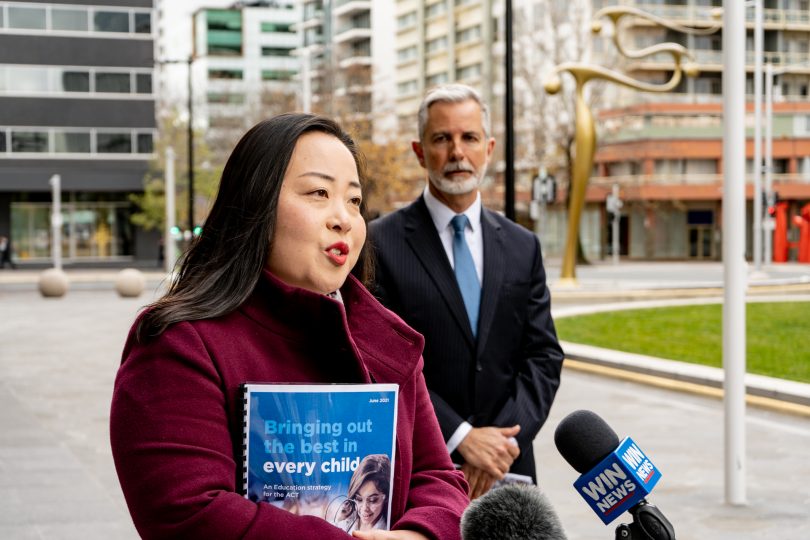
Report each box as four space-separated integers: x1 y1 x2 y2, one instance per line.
612 184 620 266
302 48 312 114
764 63 774 265
49 174 62 271
165 147 176 274
722 0 747 506
752 0 763 271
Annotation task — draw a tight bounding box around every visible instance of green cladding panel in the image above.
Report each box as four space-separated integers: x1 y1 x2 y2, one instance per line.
206 10 242 56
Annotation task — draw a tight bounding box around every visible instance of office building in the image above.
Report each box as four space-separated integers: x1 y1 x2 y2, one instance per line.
590 0 810 261
192 1 300 158
0 0 157 264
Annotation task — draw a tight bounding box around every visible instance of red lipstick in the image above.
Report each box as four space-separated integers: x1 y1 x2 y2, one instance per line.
325 242 349 265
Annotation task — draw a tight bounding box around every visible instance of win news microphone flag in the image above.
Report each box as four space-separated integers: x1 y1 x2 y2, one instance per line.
554 410 671 534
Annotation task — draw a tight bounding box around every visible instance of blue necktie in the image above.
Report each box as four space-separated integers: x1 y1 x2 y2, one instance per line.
451 215 480 336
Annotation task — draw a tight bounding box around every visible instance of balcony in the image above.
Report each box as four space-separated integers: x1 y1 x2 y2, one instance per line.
590 173 810 188
626 50 810 73
334 21 372 44
626 2 810 30
334 0 371 18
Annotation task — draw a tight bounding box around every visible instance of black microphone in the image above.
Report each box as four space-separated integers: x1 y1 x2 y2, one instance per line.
554 410 675 540
460 483 568 540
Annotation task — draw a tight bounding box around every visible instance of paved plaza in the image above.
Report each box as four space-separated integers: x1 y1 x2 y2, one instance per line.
1 261 809 539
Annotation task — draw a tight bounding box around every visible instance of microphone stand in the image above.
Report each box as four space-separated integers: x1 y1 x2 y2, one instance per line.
615 500 675 540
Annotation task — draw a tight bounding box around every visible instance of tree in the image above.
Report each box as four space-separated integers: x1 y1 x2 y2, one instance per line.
130 109 221 232
512 0 617 263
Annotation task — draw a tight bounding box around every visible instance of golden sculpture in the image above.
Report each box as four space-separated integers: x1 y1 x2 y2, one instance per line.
545 6 720 284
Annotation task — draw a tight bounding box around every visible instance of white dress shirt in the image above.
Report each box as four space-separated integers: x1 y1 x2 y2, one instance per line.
422 186 484 454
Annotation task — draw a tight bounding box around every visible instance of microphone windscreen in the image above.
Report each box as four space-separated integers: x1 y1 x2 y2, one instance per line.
554 409 620 474
460 483 567 540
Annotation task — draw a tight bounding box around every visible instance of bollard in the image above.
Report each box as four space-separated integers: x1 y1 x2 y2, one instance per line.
115 268 145 298
38 268 69 298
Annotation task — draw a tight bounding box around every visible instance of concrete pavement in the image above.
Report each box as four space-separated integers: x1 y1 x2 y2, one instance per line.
1 261 809 538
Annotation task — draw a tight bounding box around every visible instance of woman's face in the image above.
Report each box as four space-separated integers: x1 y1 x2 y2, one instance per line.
267 131 366 295
354 480 385 529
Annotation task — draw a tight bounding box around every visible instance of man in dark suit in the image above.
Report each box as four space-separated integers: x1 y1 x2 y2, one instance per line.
369 84 563 498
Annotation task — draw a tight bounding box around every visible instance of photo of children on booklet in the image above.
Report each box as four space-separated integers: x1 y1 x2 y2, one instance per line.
334 454 391 533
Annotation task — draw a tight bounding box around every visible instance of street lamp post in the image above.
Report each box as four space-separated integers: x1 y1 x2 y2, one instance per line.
722 0 747 507
157 56 195 234
504 0 515 222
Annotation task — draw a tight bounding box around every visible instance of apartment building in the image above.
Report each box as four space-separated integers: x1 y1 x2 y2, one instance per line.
192 1 300 156
394 0 496 133
0 0 157 264
589 0 810 261
296 0 396 141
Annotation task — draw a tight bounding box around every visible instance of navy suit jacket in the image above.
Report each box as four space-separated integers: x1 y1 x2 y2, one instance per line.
368 196 564 479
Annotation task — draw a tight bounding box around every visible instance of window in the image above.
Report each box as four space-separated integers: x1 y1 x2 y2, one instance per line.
261 22 292 33
262 46 294 57
0 131 5 152
209 69 243 79
426 1 447 18
134 13 151 34
95 73 130 93
94 11 129 33
207 92 245 104
136 73 152 94
426 36 448 54
207 9 242 55
12 67 50 92
427 72 449 86
12 131 48 152
136 133 153 154
52 8 88 31
97 133 131 153
261 70 295 81
397 46 418 62
397 80 418 95
456 25 481 44
62 71 90 92
54 132 91 153
397 11 417 29
8 6 46 30
456 63 481 80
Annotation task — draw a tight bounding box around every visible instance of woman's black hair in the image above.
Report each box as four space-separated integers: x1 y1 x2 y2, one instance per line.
137 113 372 340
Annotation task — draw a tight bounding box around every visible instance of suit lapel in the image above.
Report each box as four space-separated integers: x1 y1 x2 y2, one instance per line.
403 197 476 346
476 208 504 358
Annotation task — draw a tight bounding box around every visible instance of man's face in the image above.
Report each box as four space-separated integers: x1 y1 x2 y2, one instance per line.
413 99 495 197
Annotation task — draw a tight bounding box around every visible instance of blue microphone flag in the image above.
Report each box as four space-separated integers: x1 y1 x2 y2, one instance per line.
572 436 661 524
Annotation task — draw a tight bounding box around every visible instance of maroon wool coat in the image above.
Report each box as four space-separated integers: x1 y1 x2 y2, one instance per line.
110 270 469 540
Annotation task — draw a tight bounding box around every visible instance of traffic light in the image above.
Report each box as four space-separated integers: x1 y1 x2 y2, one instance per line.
192 225 203 236
170 226 181 238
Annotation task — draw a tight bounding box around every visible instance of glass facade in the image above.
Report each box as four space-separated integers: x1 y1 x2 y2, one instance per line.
0 127 154 156
0 2 151 35
206 9 242 56
0 66 153 96
11 200 134 261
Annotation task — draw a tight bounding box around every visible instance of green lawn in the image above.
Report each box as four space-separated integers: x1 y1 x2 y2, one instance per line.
555 302 810 383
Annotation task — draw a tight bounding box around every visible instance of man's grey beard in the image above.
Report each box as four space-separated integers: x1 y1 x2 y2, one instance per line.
428 162 487 195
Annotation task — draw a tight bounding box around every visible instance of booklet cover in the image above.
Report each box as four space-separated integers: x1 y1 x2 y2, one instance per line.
242 383 398 533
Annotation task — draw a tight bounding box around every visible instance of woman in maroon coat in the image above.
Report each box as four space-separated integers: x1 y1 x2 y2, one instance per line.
110 114 469 540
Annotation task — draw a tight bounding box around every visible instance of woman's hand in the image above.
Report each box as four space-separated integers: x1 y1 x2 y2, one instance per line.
352 530 430 540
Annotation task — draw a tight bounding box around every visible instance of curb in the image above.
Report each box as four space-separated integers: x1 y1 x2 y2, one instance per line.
561 342 810 418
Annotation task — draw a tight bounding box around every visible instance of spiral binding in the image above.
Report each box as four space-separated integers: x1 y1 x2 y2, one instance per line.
241 384 249 497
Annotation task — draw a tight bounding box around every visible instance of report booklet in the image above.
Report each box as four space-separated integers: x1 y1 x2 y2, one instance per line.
241 383 398 532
